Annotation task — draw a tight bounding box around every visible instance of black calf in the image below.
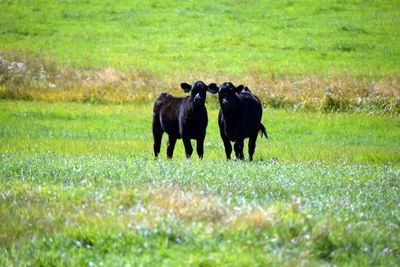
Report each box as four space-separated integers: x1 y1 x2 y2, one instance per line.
152 81 214 159
209 82 268 161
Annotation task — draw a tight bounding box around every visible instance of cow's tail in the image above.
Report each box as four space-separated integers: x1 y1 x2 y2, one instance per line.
259 123 268 139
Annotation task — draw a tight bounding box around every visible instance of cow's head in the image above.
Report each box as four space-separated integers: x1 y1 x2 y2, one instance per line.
236 85 252 94
181 81 214 106
208 82 243 111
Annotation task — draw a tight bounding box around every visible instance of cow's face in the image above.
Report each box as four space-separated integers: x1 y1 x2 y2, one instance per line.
214 82 243 111
181 81 212 106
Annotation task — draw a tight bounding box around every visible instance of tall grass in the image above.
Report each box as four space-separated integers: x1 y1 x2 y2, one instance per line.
1 153 399 265
1 51 399 113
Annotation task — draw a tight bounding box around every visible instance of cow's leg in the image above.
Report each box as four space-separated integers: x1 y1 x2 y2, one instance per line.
220 132 232 160
234 139 244 160
219 127 232 160
222 137 232 160
196 137 204 159
248 134 258 161
152 121 163 158
182 138 193 158
167 135 177 159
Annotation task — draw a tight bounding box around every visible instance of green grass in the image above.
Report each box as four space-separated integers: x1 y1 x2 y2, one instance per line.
1 100 399 265
1 100 399 164
1 0 399 77
1 0 399 264
1 0 399 113
1 154 399 265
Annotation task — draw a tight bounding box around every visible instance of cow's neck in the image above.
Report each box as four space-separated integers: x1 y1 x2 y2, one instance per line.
189 100 205 113
221 107 238 123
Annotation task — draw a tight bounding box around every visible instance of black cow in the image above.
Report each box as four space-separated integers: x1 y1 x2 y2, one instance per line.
209 82 268 161
152 81 215 159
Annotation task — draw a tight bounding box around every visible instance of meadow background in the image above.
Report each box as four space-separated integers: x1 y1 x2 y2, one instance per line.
0 0 399 265
0 0 399 112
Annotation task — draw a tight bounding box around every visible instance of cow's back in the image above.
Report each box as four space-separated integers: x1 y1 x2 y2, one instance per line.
239 93 263 134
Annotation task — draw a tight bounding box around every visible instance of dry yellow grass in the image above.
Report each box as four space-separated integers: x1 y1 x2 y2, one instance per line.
117 186 296 232
1 51 399 113
150 187 228 223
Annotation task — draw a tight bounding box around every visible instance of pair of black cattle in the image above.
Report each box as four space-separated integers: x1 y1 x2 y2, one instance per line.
152 81 268 161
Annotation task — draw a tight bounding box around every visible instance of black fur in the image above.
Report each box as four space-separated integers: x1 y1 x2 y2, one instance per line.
209 82 268 161
152 81 213 159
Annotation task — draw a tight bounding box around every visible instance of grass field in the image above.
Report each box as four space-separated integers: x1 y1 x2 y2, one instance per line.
1 0 399 77
1 101 399 164
1 0 399 112
1 0 400 265
1 100 399 265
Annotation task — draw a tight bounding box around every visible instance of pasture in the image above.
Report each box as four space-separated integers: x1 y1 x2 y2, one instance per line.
1 0 399 112
0 100 399 265
1 0 399 77
1 0 400 265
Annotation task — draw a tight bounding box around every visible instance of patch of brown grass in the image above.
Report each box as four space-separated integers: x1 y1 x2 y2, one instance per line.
123 186 289 232
149 187 228 223
232 207 277 230
2 182 308 248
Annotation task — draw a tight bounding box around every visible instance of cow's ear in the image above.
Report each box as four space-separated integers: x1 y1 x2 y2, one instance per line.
244 86 252 93
180 83 191 93
207 83 218 94
235 85 244 94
